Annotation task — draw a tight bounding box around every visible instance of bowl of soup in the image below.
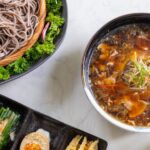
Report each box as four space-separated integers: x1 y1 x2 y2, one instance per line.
82 13 150 132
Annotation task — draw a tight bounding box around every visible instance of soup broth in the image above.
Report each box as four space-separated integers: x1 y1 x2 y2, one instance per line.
89 24 150 126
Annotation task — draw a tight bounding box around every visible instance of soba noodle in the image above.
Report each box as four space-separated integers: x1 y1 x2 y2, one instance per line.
0 0 39 59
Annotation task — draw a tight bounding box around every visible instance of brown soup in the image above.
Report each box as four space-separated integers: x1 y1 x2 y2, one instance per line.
89 24 150 126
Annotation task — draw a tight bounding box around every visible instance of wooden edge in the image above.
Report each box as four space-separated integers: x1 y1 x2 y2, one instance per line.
0 0 46 66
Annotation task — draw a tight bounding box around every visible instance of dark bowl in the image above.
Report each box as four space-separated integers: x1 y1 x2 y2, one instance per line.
0 0 68 85
82 13 150 132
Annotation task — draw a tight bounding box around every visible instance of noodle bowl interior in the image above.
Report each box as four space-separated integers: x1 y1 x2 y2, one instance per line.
0 0 39 59
89 24 150 126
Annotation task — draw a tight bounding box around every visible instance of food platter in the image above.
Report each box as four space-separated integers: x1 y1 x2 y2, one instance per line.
0 0 67 85
0 94 108 150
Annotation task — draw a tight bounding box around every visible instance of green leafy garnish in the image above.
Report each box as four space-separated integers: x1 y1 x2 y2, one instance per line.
0 0 64 80
0 107 20 150
123 59 150 89
7 58 30 75
0 67 10 80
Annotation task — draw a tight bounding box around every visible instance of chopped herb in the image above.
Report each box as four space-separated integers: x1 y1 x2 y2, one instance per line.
0 107 20 149
123 59 150 89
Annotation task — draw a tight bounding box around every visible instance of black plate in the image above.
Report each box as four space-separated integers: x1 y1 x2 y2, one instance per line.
0 94 108 150
0 0 68 85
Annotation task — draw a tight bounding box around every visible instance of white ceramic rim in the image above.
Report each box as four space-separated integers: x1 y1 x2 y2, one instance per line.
83 81 150 132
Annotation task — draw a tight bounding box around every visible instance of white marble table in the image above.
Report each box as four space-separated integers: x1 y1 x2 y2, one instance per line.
0 0 150 149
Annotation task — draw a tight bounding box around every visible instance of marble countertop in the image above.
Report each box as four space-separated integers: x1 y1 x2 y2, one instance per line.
0 0 150 149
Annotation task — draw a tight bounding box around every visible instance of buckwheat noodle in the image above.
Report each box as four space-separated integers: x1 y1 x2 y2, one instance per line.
0 0 39 59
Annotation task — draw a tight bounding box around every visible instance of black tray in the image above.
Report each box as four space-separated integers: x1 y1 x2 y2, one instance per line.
0 94 108 150
0 0 68 85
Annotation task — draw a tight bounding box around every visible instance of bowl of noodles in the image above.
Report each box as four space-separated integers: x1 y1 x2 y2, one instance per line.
82 13 150 132
0 0 67 84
